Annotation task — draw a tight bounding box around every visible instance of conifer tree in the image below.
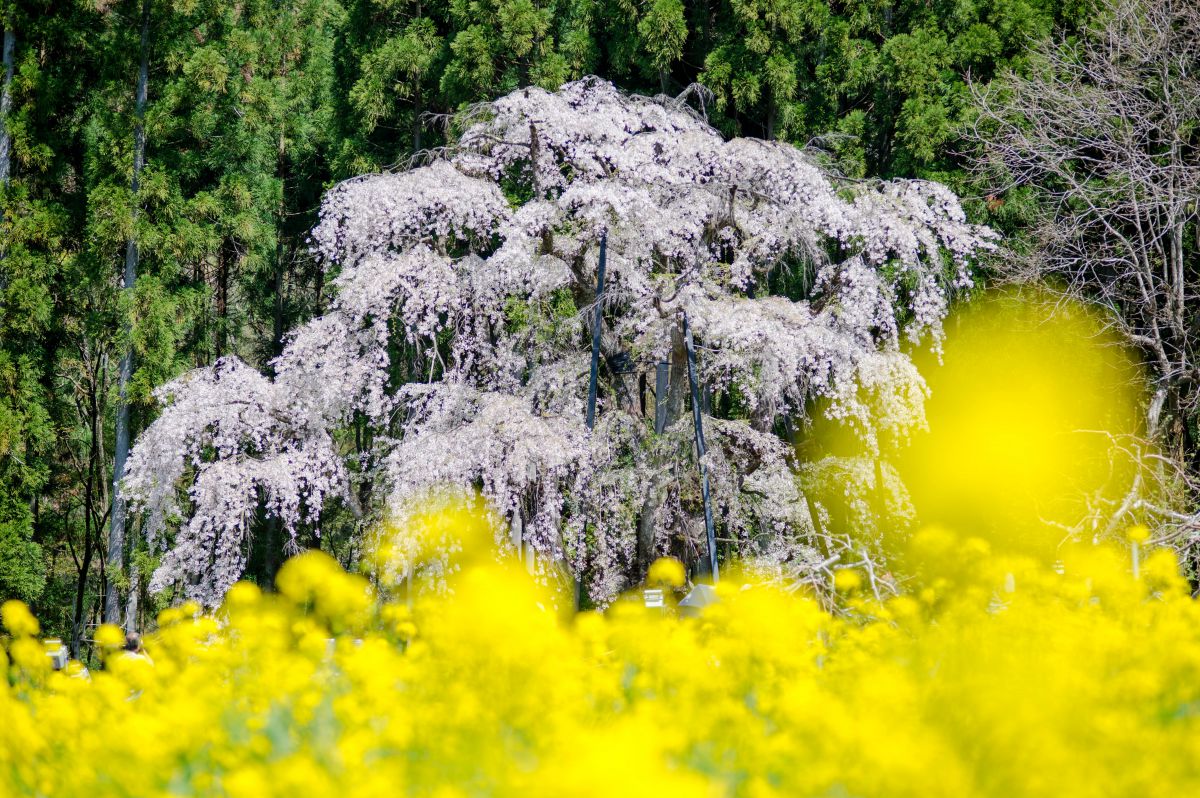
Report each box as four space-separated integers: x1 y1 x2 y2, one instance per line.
105 0 150 629
0 2 87 609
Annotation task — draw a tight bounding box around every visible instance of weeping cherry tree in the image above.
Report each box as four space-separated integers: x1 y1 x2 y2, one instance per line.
122 78 996 606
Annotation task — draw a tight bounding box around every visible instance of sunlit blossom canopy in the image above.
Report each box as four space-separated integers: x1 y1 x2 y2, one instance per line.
123 78 996 605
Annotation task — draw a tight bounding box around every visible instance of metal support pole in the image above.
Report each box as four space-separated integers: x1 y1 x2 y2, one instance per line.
683 314 718 582
586 234 607 430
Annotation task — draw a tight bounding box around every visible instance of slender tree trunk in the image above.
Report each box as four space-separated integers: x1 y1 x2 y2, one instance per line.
528 121 541 198
262 516 282 586
684 314 717 579
273 243 286 361
259 110 292 583
0 24 13 186
766 88 776 141
0 23 15 274
125 568 139 631
216 238 230 358
272 117 288 366
106 0 151 629
412 83 423 152
71 530 94 657
0 21 12 187
74 365 102 656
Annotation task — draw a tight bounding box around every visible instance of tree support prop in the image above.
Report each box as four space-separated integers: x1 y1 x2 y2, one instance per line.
683 314 718 582
586 233 606 431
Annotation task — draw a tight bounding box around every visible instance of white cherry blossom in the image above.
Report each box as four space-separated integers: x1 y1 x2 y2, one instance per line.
124 78 995 605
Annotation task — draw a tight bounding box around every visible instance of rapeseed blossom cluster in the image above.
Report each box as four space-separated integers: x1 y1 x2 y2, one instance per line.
2 508 1197 797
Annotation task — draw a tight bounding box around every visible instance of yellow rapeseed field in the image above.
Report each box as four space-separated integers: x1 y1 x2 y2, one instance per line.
3 292 1185 797
2 504 1198 798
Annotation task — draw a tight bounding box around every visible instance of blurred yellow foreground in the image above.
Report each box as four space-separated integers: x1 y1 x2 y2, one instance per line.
901 288 1144 555
2 292 1193 798
2 512 1199 797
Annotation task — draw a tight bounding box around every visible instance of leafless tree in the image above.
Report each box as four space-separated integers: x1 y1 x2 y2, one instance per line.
970 0 1200 544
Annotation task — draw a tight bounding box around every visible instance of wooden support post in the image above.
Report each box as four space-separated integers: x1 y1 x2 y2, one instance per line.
683 314 718 581
586 233 607 430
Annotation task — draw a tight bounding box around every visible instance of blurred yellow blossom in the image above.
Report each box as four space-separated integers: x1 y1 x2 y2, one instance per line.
1 600 38 637
94 623 124 650
9 637 48 672
1127 524 1151 543
834 568 863 592
1 508 1198 798
647 557 686 588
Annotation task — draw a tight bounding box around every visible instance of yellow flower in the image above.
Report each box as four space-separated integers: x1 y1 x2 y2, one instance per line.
3 501 1200 798
10 637 49 673
225 581 262 611
1143 548 1186 594
1126 524 1151 543
834 568 863 592
647 557 686 588
276 550 341 606
1 600 38 637
223 766 271 798
963 537 992 558
94 623 125 650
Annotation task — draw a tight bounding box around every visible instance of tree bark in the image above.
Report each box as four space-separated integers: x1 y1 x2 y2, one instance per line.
765 86 776 141
271 117 288 367
70 529 94 658
263 516 282 586
106 0 151 629
0 22 15 273
124 566 139 632
412 82 423 152
272 242 286 362
216 238 230 358
635 321 689 575
74 355 102 656
0 24 14 186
